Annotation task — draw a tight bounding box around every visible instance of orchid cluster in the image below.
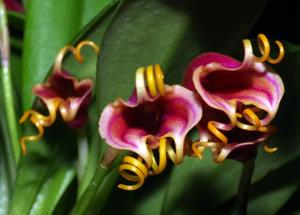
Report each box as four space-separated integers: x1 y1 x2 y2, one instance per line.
20 34 285 192
99 33 285 190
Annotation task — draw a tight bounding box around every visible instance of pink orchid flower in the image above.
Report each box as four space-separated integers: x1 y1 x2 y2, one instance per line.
32 70 93 129
183 34 285 162
99 65 202 167
19 41 99 155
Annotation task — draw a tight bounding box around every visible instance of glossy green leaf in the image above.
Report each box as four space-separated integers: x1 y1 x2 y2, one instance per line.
87 167 119 215
0 139 10 215
29 165 75 215
277 186 300 214
161 155 242 215
0 0 19 182
247 158 300 215
8 127 77 215
80 0 113 27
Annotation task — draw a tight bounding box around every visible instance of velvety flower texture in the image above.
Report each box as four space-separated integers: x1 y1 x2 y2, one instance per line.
183 45 284 162
33 71 93 129
99 83 202 166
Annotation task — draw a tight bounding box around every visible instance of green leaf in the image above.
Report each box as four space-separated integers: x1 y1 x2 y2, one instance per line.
87 167 120 215
277 186 300 214
161 155 243 215
0 0 19 183
29 165 75 215
80 0 113 27
8 125 77 215
0 138 10 215
247 157 300 215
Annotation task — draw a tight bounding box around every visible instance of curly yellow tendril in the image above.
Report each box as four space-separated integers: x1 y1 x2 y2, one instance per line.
191 141 220 161
53 40 100 73
243 33 284 64
145 64 165 97
263 144 278 153
19 99 61 155
207 121 228 144
118 156 149 191
191 106 278 161
191 121 228 161
149 138 167 175
136 64 165 97
118 138 179 191
235 107 277 153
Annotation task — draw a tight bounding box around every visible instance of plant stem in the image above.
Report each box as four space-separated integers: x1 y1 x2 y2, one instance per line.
71 145 121 215
70 164 109 215
87 167 119 214
77 132 101 198
237 159 255 215
77 127 89 182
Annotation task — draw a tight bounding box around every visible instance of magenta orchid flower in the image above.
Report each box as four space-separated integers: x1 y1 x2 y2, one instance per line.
19 41 99 155
99 65 202 166
32 70 93 129
99 65 202 190
184 34 285 162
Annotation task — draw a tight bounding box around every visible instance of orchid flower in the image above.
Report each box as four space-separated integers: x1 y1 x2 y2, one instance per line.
183 34 285 162
99 65 202 190
19 40 99 155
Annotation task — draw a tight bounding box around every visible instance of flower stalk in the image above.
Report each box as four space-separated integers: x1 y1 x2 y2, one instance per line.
237 159 255 215
77 127 89 182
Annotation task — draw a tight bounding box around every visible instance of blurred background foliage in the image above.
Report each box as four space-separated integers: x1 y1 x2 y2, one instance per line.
0 0 299 214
